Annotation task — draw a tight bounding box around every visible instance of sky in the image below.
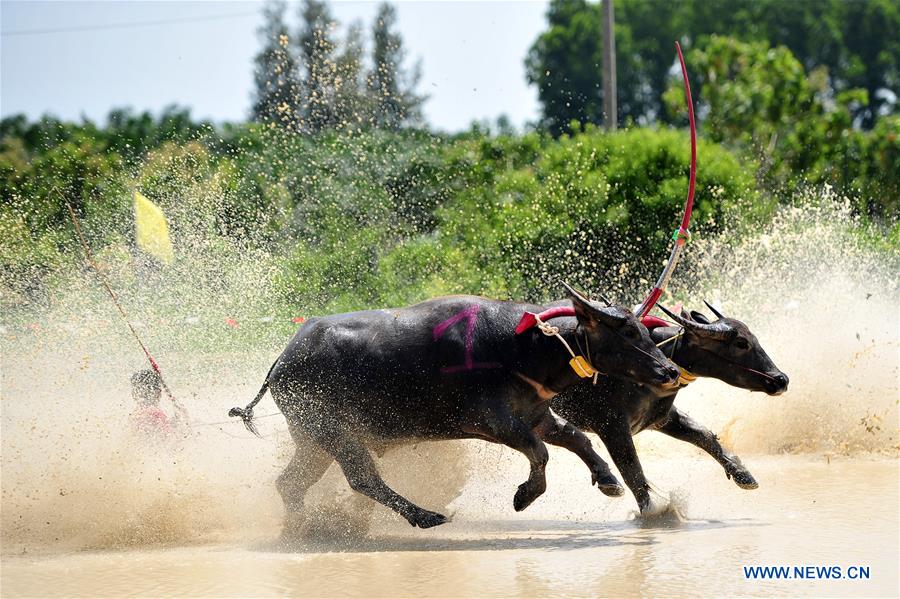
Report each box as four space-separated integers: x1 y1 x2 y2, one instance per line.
1 0 550 132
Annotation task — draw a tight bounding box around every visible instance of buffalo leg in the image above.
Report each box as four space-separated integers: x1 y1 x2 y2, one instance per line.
535 409 624 497
466 404 549 512
277 424 334 525
656 407 758 490
278 433 333 512
327 433 448 529
596 417 655 512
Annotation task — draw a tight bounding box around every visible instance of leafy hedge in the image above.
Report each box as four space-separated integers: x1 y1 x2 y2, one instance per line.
1 121 769 326
432 125 764 302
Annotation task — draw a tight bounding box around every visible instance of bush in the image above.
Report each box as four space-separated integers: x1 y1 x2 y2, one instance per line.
0 115 779 318
434 125 764 302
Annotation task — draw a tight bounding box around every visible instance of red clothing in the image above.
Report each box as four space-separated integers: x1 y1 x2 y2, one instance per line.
130 405 173 437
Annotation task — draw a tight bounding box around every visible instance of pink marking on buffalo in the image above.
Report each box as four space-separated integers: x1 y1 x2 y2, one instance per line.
433 305 502 373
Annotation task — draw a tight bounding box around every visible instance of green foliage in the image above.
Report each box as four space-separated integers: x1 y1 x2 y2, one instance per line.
252 0 302 129
435 126 762 301
103 106 213 164
241 127 454 311
0 125 128 241
663 36 810 146
854 115 900 218
667 36 899 218
368 2 425 129
0 123 129 306
1 110 769 316
527 0 898 132
525 0 606 136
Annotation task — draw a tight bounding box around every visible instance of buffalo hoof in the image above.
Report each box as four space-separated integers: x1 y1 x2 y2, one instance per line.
638 489 671 518
727 468 759 490
593 473 625 497
513 479 546 512
636 494 651 514
407 509 449 529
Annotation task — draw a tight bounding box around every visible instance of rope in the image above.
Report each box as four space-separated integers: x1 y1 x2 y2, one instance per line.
186 412 285 439
535 317 578 359
656 326 696 386
192 411 283 428
655 329 684 348
533 314 598 379
204 425 279 440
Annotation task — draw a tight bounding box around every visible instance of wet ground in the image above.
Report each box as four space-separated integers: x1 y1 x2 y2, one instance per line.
3 456 897 598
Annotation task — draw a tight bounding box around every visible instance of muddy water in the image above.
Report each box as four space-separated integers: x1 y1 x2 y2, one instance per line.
2 457 897 597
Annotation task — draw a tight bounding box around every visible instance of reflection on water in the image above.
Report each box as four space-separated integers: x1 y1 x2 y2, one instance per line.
2 458 897 598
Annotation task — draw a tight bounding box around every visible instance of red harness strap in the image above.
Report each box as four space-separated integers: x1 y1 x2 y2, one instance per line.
515 306 580 334
641 315 672 330
515 307 672 334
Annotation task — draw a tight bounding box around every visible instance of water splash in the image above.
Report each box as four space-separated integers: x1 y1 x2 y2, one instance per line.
2 190 897 553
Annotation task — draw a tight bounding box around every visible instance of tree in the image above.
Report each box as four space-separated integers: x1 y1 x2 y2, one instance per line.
612 0 681 122
367 2 425 130
837 0 899 126
525 0 604 136
334 21 371 129
251 0 301 129
649 0 899 126
105 105 212 163
666 35 900 218
525 0 677 135
664 36 812 147
527 0 898 134
674 0 890 125
297 0 339 133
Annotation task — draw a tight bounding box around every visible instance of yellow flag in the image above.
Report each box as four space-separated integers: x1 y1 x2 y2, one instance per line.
133 190 173 264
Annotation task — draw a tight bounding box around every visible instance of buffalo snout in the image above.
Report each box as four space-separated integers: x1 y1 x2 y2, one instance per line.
766 372 789 395
656 363 681 388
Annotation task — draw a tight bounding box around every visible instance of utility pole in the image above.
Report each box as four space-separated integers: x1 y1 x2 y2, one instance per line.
602 0 617 130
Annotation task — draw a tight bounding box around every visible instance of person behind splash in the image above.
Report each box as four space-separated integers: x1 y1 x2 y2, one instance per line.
129 369 188 442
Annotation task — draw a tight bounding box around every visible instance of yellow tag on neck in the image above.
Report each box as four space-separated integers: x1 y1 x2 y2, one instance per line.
569 355 597 378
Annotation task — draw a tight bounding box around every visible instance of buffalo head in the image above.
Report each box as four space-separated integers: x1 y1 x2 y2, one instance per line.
658 302 789 396
564 283 680 388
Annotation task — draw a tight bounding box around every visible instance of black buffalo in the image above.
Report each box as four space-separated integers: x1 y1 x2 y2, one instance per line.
552 303 789 513
230 285 679 530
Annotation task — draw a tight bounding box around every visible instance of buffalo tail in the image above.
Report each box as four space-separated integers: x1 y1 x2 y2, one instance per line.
228 358 279 437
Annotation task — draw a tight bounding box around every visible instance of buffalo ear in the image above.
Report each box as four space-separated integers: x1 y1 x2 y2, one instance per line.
690 310 711 324
563 281 600 329
677 308 703 337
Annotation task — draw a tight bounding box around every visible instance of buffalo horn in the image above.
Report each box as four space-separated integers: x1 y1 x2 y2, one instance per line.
659 303 733 340
657 303 689 326
596 292 613 306
562 281 590 304
704 300 725 320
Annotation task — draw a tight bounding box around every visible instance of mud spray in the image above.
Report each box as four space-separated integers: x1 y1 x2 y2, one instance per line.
1 192 897 559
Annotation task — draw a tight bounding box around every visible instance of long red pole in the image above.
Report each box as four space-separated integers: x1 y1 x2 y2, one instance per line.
635 41 697 318
64 198 188 419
